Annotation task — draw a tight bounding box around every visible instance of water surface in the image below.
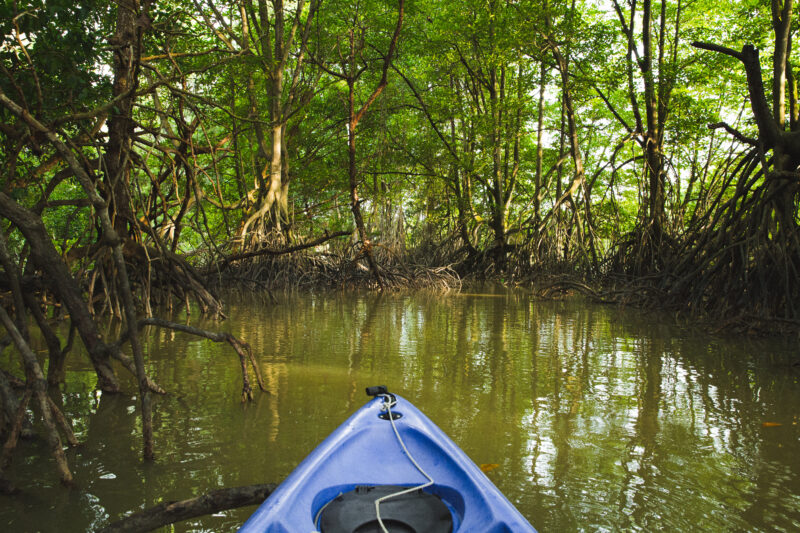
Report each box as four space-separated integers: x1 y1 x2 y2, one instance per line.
2 290 799 531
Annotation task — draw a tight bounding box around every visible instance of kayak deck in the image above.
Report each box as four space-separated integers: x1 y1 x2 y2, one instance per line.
239 392 536 532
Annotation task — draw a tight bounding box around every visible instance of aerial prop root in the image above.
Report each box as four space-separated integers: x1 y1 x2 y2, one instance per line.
0 305 77 486
85 242 224 319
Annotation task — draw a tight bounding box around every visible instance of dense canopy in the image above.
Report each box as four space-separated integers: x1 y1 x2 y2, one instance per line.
1 0 798 304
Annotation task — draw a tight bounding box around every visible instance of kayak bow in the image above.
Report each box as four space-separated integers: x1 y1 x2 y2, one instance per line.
240 386 536 532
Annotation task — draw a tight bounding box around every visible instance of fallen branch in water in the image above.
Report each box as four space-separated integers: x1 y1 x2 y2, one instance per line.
99 483 277 533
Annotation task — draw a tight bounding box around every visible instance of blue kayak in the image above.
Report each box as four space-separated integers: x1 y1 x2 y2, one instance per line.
240 387 536 532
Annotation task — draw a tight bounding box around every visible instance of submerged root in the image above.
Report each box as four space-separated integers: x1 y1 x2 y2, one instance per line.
128 318 266 402
99 483 277 533
0 305 77 486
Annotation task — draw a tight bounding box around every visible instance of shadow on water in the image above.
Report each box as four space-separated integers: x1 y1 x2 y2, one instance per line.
1 289 799 531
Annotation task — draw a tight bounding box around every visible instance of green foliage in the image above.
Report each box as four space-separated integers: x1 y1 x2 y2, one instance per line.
0 0 112 116
1 0 789 275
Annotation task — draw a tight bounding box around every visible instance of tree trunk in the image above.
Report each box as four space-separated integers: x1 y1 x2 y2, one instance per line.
0 193 120 392
535 62 547 225
105 0 141 237
348 79 381 280
337 0 404 284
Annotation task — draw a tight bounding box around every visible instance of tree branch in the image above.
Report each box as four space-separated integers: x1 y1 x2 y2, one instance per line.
707 121 758 145
352 0 405 128
213 229 352 273
693 42 779 146
691 41 743 61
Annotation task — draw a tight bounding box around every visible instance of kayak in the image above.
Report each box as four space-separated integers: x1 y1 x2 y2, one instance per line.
239 386 536 532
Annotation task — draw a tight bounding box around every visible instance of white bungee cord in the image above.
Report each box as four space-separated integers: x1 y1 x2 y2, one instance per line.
312 393 436 533
374 393 435 533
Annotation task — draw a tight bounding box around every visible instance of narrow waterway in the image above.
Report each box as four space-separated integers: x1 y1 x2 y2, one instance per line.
2 289 799 531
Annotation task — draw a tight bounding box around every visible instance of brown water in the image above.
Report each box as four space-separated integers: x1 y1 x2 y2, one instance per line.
2 289 799 532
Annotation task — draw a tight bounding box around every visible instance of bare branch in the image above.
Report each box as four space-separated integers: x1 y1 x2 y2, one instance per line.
113 318 267 402
691 41 744 61
215 229 353 273
708 121 758 145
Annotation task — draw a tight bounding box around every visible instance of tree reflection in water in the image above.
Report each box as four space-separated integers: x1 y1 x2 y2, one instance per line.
2 290 798 531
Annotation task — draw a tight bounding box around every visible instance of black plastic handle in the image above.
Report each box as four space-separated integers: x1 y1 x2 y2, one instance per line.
365 385 389 397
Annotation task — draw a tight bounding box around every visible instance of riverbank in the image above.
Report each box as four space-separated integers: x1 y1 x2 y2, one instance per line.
205 243 800 337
